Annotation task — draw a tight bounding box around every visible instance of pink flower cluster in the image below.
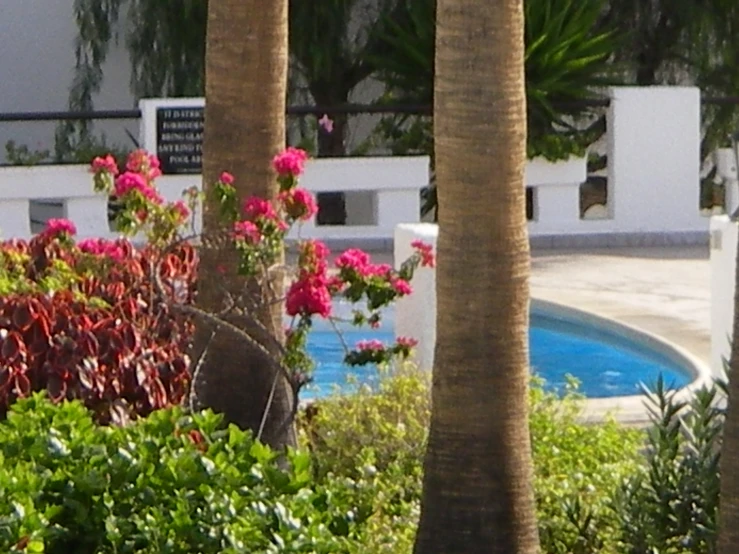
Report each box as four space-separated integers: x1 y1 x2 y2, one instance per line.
43 218 77 238
411 239 436 268
114 172 163 204
298 240 330 274
272 147 308 177
286 241 334 318
278 187 318 221
336 248 411 293
242 197 288 232
233 220 261 244
90 154 119 176
77 238 126 262
243 197 277 220
357 339 384 352
126 149 162 181
335 249 370 274
286 274 332 318
171 200 190 222
396 336 418 348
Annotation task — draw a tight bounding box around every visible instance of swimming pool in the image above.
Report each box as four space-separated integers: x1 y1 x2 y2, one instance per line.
298 301 694 400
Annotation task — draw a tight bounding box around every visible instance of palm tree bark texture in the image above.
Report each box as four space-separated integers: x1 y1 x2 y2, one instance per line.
190 0 297 450
412 0 540 553
718 232 739 551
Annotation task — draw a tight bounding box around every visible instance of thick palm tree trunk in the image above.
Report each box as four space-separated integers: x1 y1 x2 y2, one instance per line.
718 239 739 552
412 0 539 553
191 0 296 449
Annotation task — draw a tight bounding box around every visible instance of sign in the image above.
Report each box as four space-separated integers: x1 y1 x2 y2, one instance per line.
155 107 204 174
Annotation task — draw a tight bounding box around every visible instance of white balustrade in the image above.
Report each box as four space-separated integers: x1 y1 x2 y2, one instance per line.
0 158 429 243
0 87 714 248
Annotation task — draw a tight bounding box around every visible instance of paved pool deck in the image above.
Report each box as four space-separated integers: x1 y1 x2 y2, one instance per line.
361 244 713 425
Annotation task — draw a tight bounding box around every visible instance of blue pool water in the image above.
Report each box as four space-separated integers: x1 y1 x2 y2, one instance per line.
300 305 692 399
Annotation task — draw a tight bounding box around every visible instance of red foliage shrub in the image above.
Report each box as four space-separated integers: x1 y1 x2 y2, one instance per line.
0 233 196 424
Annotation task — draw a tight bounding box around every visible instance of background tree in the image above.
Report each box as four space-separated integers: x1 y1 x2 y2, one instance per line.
57 0 206 160
188 0 296 449
600 0 739 157
412 0 539 552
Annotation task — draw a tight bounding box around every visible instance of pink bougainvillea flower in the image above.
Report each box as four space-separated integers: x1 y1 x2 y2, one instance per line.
390 276 412 295
411 239 436 268
233 220 261 244
114 172 163 204
396 336 418 348
357 339 385 352
172 200 190 222
366 263 392 278
77 238 125 261
272 147 309 177
298 239 330 275
335 248 371 274
90 154 119 176
285 274 332 318
126 149 162 180
243 197 278 221
278 187 318 221
43 218 77 237
318 114 334 134
220 171 234 185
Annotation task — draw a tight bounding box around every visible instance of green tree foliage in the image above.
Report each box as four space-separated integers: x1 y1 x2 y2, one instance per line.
602 0 739 155
58 0 206 160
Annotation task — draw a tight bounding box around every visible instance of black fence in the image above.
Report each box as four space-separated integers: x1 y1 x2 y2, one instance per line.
1 96 736 165
3 94 738 124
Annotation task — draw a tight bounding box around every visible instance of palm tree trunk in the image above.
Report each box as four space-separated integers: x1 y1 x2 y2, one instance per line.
190 0 296 449
412 0 539 552
718 233 739 552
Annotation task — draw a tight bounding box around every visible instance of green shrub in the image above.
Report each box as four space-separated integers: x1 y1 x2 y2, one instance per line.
0 394 378 553
612 378 724 554
301 368 643 554
2 368 643 553
529 378 643 553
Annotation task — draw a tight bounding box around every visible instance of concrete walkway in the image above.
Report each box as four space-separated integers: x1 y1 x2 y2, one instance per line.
530 246 710 366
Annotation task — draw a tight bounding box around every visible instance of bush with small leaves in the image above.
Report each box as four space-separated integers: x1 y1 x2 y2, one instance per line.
299 369 644 554
0 394 381 554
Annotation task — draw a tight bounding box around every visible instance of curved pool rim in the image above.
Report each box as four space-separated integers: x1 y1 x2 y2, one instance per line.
531 298 713 422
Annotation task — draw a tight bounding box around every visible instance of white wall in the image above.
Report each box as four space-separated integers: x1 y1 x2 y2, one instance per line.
710 215 736 375
0 1 137 163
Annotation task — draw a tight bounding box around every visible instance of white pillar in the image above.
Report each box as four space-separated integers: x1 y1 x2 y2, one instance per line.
710 215 736 377
608 86 704 233
714 148 739 216
394 223 438 370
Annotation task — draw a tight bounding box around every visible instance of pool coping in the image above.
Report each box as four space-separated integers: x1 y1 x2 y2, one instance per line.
531 298 715 426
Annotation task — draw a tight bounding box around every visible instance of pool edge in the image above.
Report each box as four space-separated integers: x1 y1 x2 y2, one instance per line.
532 298 715 425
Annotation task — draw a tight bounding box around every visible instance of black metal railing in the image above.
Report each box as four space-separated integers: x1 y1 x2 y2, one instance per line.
0 98 620 124
5 94 739 126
